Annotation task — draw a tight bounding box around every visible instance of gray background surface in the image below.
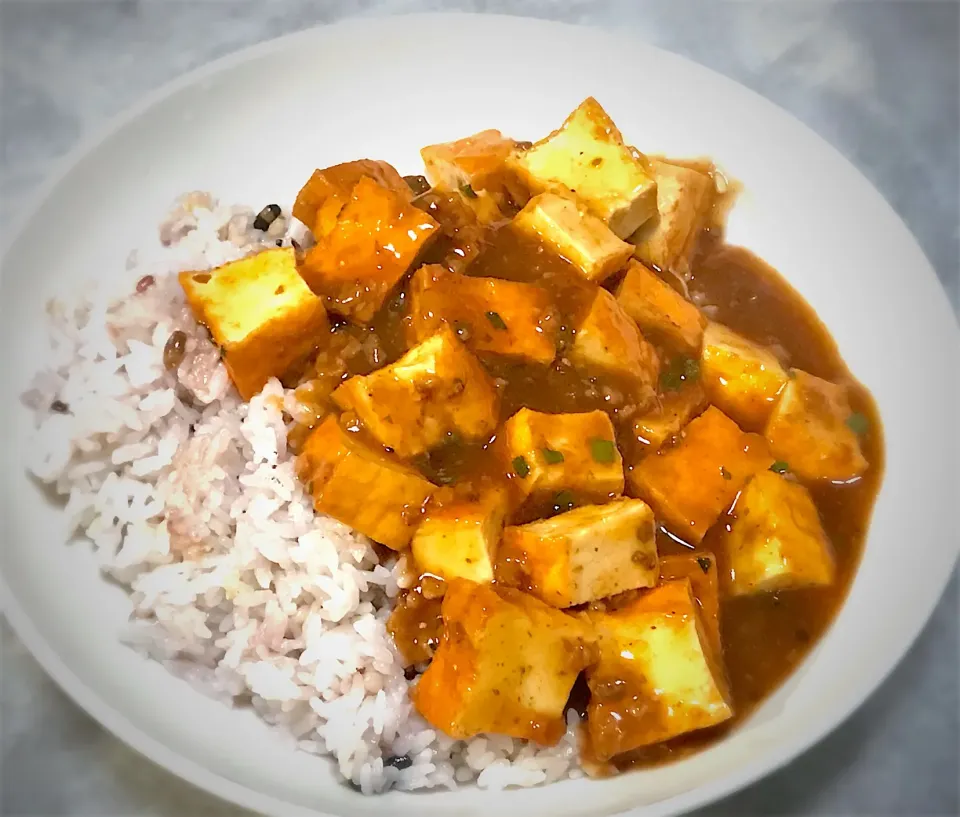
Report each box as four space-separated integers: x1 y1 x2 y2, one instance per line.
1 2 958 815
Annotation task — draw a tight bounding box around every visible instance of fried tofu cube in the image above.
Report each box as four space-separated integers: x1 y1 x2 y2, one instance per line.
629 380 709 456
411 484 508 584
659 552 721 658
764 370 868 482
628 159 714 275
178 248 328 400
413 580 596 744
584 579 733 759
407 265 556 364
570 287 660 397
297 415 436 549
420 129 527 208
508 97 658 239
701 322 789 430
299 177 439 324
331 326 500 458
498 498 658 608
628 406 773 543
500 408 624 514
512 192 633 283
292 159 412 239
725 471 835 596
616 261 706 355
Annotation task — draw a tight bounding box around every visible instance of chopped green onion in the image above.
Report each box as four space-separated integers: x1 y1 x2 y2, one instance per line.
554 490 575 510
590 438 616 464
720 466 732 480
659 369 683 392
485 311 507 331
660 356 699 392
512 455 530 478
541 448 565 465
770 460 790 474
460 183 478 199
696 556 712 574
846 412 868 435
683 358 701 381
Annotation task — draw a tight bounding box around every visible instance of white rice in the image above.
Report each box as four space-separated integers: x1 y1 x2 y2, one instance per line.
21 192 581 793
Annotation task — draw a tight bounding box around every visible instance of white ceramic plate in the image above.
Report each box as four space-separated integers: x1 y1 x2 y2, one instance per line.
2 13 958 817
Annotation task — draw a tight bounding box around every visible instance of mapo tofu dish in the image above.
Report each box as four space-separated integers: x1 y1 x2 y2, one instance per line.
34 95 881 788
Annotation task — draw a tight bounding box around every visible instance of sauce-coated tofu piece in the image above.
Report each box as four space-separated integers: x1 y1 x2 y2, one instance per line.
512 192 633 283
413 580 596 744
331 326 500 458
628 380 709 457
725 471 835 596
659 552 721 658
508 97 658 239
570 287 660 398
616 261 706 355
701 322 789 430
420 129 526 208
407 265 557 364
628 406 773 543
584 579 733 760
498 497 658 608
292 159 412 238
299 177 439 324
500 408 624 514
178 248 328 400
411 484 508 584
296 415 436 549
628 159 714 275
764 370 868 482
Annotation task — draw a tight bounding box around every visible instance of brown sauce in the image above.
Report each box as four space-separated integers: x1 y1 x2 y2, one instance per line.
611 238 884 771
292 178 883 771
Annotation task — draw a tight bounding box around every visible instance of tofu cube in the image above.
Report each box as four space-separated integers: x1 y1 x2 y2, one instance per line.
296 415 436 549
616 261 706 355
764 370 869 482
420 129 527 208
508 97 658 239
658 552 722 659
292 159 412 238
628 159 715 275
178 247 328 400
584 579 733 759
407 264 557 364
628 406 773 543
299 176 439 324
331 326 500 458
628 380 709 456
500 408 624 514
725 471 835 596
413 580 596 744
701 322 789 430
512 192 633 283
411 484 509 584
570 287 660 397
498 497 658 608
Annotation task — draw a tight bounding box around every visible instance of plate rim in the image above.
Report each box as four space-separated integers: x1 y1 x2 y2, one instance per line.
1 11 958 817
